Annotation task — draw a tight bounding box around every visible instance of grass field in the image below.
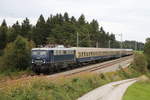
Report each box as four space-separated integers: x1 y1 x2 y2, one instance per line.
0 69 34 82
123 81 150 100
0 68 141 100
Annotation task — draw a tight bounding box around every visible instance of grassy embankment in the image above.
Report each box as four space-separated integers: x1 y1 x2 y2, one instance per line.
0 69 33 82
123 51 150 100
123 80 150 100
0 67 141 100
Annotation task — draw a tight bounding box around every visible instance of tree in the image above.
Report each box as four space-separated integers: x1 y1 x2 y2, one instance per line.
70 16 76 24
33 15 47 45
45 17 53 41
21 18 32 39
132 53 148 73
64 12 69 22
0 12 137 49
7 21 21 42
89 19 99 47
0 19 8 49
144 39 150 69
2 36 31 70
78 14 86 25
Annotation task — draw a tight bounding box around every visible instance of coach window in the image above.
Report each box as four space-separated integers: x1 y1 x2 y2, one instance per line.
66 51 69 54
59 50 62 55
56 50 58 55
105 51 107 55
69 50 71 54
61 50 63 55
54 50 56 55
57 50 59 55
58 50 60 55
56 50 59 55
55 50 57 55
79 52 81 57
102 51 104 55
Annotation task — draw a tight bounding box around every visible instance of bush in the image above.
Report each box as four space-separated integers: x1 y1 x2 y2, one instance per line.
1 36 31 71
144 39 150 69
132 53 148 73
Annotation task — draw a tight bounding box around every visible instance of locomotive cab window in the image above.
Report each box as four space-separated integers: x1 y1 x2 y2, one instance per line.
32 50 47 56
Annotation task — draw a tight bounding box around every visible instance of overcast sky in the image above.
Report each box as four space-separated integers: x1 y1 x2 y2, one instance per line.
0 0 150 42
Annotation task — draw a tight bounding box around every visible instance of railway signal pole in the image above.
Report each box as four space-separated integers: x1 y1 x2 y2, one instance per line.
77 32 79 47
120 33 123 49
120 33 123 57
108 40 111 48
115 33 123 57
115 33 123 49
135 41 137 51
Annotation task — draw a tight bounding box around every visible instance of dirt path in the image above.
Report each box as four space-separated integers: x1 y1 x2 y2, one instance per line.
78 78 138 100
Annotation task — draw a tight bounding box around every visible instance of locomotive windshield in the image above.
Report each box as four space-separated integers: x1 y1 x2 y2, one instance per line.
32 50 47 56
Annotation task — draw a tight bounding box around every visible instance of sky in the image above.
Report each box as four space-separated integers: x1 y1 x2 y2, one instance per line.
0 0 150 43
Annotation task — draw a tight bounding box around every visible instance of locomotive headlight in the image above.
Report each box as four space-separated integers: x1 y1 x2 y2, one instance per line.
32 59 34 63
43 59 46 63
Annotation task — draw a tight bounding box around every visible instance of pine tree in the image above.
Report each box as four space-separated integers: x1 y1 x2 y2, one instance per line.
33 15 47 45
13 21 21 35
21 18 32 39
0 19 8 49
78 14 86 25
7 21 21 42
70 16 76 24
64 12 69 22
89 19 99 47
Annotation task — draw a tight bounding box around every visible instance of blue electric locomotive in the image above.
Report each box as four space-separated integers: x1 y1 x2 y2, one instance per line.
31 48 75 73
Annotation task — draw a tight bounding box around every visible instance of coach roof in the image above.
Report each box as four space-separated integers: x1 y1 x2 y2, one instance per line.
32 47 75 51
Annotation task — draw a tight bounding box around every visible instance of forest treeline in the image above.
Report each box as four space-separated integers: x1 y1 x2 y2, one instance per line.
0 12 144 55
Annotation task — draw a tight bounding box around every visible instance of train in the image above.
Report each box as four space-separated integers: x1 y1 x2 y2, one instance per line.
31 47 133 73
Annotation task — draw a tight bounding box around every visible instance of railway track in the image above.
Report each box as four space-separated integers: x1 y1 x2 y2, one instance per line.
48 55 133 78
